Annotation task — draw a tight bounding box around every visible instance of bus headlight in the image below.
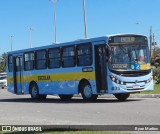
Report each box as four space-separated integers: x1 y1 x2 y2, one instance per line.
120 81 124 85
110 75 125 85
116 80 120 84
145 77 152 83
110 75 116 82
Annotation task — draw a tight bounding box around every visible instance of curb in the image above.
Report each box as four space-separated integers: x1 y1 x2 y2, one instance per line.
98 94 160 98
74 94 160 98
1 88 159 98
129 94 160 98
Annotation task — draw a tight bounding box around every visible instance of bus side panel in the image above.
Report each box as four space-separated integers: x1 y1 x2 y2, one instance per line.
7 73 15 94
37 81 78 95
21 68 96 95
36 71 96 95
23 82 30 94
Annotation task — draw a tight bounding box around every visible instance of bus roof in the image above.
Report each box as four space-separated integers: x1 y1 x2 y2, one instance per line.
7 33 147 54
108 33 147 38
7 36 108 54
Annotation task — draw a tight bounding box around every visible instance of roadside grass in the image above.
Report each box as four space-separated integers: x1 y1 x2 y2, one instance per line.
141 84 160 94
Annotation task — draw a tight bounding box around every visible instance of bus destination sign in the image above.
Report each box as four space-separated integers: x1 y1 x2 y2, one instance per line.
109 36 147 44
120 37 135 42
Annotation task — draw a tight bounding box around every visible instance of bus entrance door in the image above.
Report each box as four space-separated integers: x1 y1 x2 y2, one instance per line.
94 44 107 93
13 55 24 94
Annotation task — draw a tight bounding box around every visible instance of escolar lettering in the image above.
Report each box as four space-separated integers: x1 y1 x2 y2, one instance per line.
38 75 51 81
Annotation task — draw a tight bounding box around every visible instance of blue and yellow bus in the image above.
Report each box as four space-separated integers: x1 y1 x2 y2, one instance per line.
6 34 153 101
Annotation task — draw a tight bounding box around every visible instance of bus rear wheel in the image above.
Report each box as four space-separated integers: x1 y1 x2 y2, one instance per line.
59 95 73 100
30 83 47 100
114 93 130 101
81 82 98 101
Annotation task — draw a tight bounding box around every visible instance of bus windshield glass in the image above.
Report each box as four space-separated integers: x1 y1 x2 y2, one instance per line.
108 45 150 71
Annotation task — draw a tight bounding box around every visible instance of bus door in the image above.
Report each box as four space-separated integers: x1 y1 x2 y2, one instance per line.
94 42 107 93
13 55 24 94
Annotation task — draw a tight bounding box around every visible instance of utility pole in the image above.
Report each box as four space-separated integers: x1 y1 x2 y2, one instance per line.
28 28 33 48
150 26 152 59
83 0 88 38
50 0 57 44
152 33 156 58
9 35 14 51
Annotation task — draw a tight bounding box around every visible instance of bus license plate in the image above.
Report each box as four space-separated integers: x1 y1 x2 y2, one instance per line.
133 85 140 89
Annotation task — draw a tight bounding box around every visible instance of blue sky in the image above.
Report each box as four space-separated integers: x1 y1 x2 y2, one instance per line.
0 0 160 55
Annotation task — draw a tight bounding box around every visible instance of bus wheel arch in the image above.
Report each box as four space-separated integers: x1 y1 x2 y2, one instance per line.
78 79 98 101
29 81 47 100
78 79 89 94
29 81 37 94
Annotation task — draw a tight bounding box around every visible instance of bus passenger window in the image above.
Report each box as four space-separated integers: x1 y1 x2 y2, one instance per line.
62 46 75 67
48 48 61 68
8 55 13 72
24 52 34 70
35 50 47 70
77 44 92 66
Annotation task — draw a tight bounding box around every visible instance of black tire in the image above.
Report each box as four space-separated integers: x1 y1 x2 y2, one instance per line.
30 83 47 100
39 94 47 100
80 81 98 101
59 95 73 100
114 93 130 101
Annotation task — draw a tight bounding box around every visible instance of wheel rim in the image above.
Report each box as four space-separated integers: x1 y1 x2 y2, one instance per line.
32 86 38 97
84 85 92 98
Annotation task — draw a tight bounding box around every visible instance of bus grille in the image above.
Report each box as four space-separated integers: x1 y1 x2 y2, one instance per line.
121 73 147 77
127 86 145 90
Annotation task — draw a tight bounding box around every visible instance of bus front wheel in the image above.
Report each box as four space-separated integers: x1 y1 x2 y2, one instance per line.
81 82 98 101
114 93 130 101
30 83 47 100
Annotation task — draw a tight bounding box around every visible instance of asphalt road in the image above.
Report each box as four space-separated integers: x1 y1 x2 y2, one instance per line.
0 88 160 126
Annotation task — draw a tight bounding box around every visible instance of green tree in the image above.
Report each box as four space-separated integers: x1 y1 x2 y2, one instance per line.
154 62 160 68
0 53 7 73
154 47 160 57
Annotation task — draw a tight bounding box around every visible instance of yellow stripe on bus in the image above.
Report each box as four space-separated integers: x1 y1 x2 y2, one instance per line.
7 72 95 83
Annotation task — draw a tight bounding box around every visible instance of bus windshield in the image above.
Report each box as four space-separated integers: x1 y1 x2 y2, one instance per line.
108 45 150 71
